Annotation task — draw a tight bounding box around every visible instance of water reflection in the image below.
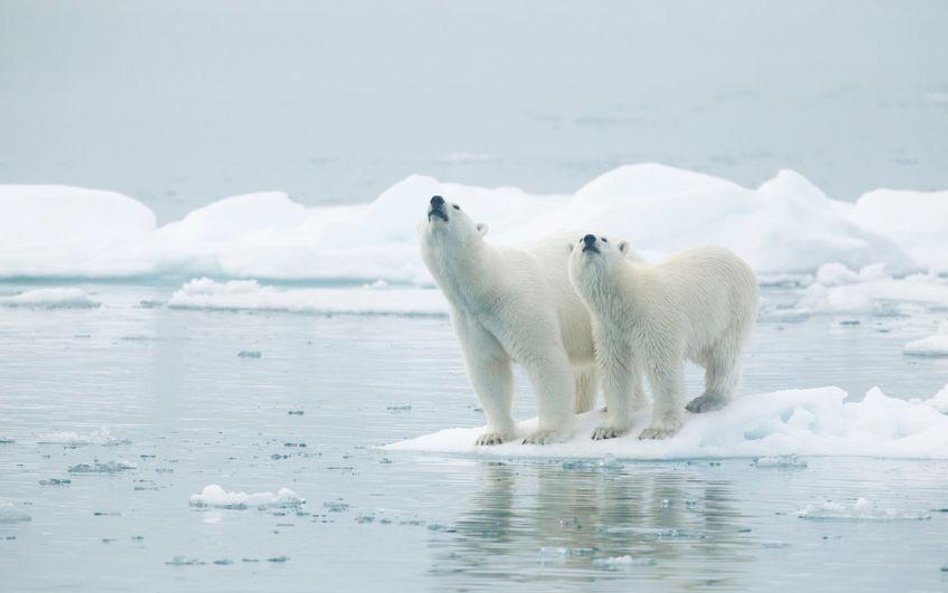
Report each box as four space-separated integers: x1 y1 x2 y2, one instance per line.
429 461 755 592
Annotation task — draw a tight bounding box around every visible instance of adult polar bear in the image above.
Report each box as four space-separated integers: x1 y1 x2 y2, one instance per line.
568 234 758 440
419 195 598 445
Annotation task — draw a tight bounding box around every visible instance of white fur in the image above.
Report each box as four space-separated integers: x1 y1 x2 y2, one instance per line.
419 198 597 445
568 235 758 440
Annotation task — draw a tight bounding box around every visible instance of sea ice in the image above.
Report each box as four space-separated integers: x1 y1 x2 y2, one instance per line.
168 278 449 317
37 428 129 446
904 324 948 358
385 385 948 460
188 484 305 510
1 164 944 281
67 460 137 473
797 498 931 521
0 288 100 309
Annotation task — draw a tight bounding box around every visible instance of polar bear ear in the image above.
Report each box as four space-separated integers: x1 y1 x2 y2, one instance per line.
476 223 489 237
618 241 629 254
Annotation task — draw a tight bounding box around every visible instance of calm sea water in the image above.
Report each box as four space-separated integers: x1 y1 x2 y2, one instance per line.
1 283 947 592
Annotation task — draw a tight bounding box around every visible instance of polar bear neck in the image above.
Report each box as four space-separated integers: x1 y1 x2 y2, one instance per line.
581 258 651 323
425 237 502 311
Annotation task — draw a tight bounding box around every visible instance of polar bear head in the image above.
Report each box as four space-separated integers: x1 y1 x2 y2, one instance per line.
418 195 489 257
568 233 631 288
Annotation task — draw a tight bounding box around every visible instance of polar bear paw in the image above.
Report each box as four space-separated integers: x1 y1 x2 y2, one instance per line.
522 429 563 445
475 431 511 446
685 392 728 414
639 423 681 440
591 425 626 440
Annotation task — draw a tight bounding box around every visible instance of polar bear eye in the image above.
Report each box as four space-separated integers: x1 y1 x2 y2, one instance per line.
601 237 608 243
453 205 460 210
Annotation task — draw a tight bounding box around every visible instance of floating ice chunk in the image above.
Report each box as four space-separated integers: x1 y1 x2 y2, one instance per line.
795 267 948 315
385 385 948 460
0 185 156 278
237 350 262 359
37 428 129 446
592 555 656 569
189 484 305 510
0 288 100 309
539 546 597 562
750 455 808 469
68 460 137 473
851 188 948 273
165 556 206 566
904 324 948 358
797 497 931 521
168 278 449 317
0 503 31 523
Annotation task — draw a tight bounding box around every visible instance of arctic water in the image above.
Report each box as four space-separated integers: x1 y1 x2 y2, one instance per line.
1 281 947 593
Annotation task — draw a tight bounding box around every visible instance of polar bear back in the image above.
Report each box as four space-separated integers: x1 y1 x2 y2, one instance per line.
643 246 758 352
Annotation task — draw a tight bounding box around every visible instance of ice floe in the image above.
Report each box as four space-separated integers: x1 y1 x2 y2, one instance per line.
168 278 448 317
0 288 100 309
188 484 305 510
904 323 948 358
0 164 944 281
791 264 948 316
37 428 129 446
385 385 948 460
797 497 931 521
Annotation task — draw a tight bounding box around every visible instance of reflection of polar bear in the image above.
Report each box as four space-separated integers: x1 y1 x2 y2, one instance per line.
568 234 758 440
418 196 597 445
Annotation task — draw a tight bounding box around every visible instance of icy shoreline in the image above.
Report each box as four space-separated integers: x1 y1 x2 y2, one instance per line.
1 164 946 281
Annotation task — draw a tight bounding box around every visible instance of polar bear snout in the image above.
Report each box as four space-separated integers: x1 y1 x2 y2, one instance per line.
427 195 449 222
581 234 600 254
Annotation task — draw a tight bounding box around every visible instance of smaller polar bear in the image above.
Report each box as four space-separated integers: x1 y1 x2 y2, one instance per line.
419 196 598 445
568 234 758 440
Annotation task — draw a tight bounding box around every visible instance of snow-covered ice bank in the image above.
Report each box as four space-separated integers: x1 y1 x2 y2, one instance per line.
385 385 948 460
0 288 100 309
188 484 305 510
1 164 945 280
167 278 449 316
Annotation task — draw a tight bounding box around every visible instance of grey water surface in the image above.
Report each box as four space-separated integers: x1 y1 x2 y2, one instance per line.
1 283 947 592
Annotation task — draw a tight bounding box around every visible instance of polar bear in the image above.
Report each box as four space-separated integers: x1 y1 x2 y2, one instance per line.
568 234 758 440
419 195 598 445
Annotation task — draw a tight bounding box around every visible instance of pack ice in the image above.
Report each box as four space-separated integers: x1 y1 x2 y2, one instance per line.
1 164 946 281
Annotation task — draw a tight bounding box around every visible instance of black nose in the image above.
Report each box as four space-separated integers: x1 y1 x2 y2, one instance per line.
582 234 596 246
430 195 445 207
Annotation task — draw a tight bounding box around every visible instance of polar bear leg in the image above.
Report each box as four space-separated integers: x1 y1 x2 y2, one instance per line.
574 367 598 414
640 356 685 440
522 350 576 444
455 320 517 445
687 339 741 413
592 342 633 440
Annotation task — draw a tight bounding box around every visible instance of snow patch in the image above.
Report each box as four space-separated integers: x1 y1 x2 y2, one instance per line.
188 484 305 510
385 385 948 460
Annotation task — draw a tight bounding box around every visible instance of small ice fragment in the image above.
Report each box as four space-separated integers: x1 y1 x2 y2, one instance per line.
750 455 808 469
0 503 31 523
39 478 71 486
237 350 262 358
592 555 656 569
323 502 349 513
0 438 14 444
68 460 137 473
165 556 205 566
386 404 412 412
287 410 304 415
213 559 233 566
188 484 305 510
355 515 375 524
798 497 931 521
267 556 290 563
